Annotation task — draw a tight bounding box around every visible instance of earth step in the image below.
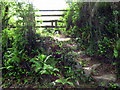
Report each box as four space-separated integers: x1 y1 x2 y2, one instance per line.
83 64 101 76
93 74 117 82
71 51 85 55
93 74 117 87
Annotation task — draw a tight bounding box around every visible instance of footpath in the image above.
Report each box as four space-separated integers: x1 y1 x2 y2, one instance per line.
52 35 120 88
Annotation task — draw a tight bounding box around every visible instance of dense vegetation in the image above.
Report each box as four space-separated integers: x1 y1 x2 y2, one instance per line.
64 2 120 76
1 1 120 88
65 2 120 58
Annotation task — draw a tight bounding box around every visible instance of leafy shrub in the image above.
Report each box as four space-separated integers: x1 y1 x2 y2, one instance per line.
30 54 59 75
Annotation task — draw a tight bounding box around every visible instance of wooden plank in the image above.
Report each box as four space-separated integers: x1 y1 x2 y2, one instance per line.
36 14 64 17
36 26 65 28
37 20 63 22
39 10 75 11
39 10 68 11
9 26 65 28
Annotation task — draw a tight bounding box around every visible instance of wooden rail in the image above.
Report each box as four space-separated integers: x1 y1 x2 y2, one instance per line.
36 26 65 28
9 25 65 28
37 20 63 22
36 14 64 17
37 10 68 28
39 10 68 11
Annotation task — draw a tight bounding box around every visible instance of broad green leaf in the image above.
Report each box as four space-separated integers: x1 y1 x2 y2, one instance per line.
53 68 59 72
40 70 49 74
38 54 46 61
55 79 64 84
67 81 74 86
44 64 53 70
6 66 14 69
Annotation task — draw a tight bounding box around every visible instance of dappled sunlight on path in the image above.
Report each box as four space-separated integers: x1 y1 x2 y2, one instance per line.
52 36 71 41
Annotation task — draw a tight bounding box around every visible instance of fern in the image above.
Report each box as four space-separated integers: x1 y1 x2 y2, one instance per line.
30 54 59 75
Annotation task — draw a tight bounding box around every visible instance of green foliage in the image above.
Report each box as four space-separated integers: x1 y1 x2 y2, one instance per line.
114 48 119 58
54 77 74 87
64 2 120 60
2 27 28 77
30 54 59 75
97 37 113 56
114 39 120 58
63 2 120 81
2 2 36 79
109 83 118 88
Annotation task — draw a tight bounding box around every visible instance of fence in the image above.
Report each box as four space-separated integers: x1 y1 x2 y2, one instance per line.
36 10 68 28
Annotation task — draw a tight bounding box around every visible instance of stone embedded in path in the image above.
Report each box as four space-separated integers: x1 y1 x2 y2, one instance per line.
93 74 117 82
93 74 117 87
66 44 77 47
83 64 101 76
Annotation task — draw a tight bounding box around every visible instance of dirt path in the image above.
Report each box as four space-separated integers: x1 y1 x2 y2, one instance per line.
52 35 120 88
3 35 119 88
